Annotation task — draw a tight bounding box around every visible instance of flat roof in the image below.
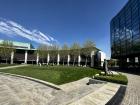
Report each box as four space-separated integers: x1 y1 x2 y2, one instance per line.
0 39 34 50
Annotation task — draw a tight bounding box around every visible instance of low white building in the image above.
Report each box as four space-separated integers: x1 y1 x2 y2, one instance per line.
97 51 106 67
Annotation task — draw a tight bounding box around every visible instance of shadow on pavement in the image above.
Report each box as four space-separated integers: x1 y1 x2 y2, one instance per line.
106 85 127 105
86 79 107 85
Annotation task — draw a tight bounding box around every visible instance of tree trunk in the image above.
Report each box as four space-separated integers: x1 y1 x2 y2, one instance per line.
41 58 43 65
53 58 54 66
85 57 87 67
67 56 69 66
47 57 49 65
43 59 45 64
73 57 75 66
6 58 8 64
46 57 48 65
63 59 64 65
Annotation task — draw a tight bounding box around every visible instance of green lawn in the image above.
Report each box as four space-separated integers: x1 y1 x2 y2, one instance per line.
0 65 101 85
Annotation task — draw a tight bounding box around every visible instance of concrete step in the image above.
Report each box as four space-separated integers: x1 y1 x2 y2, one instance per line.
68 83 120 105
47 78 107 105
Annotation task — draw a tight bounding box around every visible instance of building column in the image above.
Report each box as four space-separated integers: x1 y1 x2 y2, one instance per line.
135 57 139 67
114 59 117 67
67 54 70 66
138 56 140 67
91 51 95 67
126 58 129 67
127 58 129 63
24 50 28 64
10 51 14 64
135 57 138 63
36 53 39 65
78 55 81 66
47 53 50 65
57 53 60 65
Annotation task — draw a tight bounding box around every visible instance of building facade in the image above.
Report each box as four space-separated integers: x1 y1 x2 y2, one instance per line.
0 40 106 67
110 0 140 68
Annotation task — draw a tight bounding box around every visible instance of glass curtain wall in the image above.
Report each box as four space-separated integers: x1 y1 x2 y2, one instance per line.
111 0 140 67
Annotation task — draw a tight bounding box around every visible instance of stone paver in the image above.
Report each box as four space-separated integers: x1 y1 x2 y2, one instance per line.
0 73 121 105
0 74 106 105
46 78 107 105
107 73 140 105
0 74 59 105
68 83 120 105
120 73 140 105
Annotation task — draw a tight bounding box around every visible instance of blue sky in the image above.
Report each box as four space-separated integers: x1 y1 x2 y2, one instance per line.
0 0 128 58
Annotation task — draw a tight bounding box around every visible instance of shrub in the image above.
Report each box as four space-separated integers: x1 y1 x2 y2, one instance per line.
94 73 128 85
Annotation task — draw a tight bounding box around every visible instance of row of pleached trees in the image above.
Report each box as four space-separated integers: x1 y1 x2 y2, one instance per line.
37 40 97 66
0 40 14 64
0 40 98 66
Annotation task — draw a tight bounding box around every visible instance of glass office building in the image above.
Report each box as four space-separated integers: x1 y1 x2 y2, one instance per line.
110 0 140 67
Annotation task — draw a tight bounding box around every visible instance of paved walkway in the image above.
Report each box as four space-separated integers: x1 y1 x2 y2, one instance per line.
68 82 120 105
0 73 121 105
107 73 140 105
2 65 139 105
120 73 140 105
0 64 28 70
0 74 60 105
0 65 121 105
48 78 107 105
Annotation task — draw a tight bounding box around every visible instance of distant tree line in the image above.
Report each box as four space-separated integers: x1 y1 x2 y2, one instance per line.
37 40 98 66
0 40 98 66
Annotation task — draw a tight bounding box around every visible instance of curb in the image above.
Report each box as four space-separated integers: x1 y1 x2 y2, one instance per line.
106 85 127 105
0 72 61 90
68 82 120 105
0 64 28 70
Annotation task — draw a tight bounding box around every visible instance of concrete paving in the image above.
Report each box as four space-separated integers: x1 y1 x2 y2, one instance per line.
1 65 139 105
0 65 124 105
0 74 59 105
0 64 28 70
0 73 121 105
106 72 140 105
120 73 140 105
47 78 107 105
68 83 120 105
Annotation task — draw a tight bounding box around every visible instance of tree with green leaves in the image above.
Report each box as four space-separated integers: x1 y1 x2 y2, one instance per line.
36 44 49 64
0 40 14 64
60 43 69 65
49 44 59 65
70 42 81 66
82 40 96 66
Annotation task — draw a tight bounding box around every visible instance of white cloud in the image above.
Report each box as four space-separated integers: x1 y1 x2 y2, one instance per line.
0 18 57 45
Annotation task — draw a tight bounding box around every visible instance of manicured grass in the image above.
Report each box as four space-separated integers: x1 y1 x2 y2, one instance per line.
94 73 128 85
0 65 101 85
